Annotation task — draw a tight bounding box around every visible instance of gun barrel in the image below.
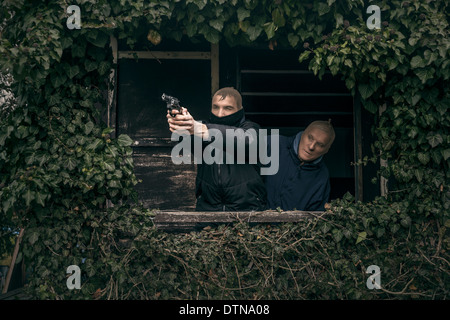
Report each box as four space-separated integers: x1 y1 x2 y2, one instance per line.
162 93 180 106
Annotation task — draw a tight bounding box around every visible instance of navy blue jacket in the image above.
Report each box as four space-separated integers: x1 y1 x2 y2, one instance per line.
265 131 330 211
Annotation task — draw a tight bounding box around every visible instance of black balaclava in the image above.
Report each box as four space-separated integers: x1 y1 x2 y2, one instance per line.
209 108 245 127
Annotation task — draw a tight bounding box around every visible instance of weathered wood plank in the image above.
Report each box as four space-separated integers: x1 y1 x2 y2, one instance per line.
152 210 327 232
118 51 211 60
0 288 30 300
132 149 197 211
211 43 219 95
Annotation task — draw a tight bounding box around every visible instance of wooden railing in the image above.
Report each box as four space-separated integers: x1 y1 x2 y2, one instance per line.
152 210 327 232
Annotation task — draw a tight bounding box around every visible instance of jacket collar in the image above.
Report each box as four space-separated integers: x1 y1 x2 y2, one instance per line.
290 131 323 168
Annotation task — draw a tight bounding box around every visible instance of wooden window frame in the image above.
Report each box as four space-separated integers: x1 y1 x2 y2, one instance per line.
107 37 377 231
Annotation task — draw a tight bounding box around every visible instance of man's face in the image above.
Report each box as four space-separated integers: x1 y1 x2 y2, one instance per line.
298 127 331 162
211 95 240 117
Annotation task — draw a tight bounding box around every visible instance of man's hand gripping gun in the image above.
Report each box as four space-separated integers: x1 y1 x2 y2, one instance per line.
162 93 183 117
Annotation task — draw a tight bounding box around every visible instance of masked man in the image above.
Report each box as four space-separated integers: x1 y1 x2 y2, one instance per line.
167 87 266 211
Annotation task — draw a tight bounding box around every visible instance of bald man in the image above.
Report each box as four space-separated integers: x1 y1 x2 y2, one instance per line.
265 120 335 211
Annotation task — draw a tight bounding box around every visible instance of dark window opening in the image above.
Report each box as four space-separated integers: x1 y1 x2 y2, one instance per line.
114 39 367 212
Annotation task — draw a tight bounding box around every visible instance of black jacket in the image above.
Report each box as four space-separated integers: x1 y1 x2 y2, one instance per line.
195 115 266 211
265 131 330 211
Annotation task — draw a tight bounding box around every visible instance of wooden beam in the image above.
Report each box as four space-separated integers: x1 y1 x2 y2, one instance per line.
118 51 211 60
211 43 219 95
354 92 363 201
152 210 326 231
379 103 388 197
2 228 24 294
241 92 352 97
108 36 118 130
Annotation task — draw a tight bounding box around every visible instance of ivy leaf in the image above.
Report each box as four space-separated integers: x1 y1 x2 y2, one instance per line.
298 50 310 63
23 189 34 207
415 67 435 84
237 8 250 21
317 2 331 16
358 83 375 100
427 132 443 148
263 22 276 39
102 127 115 135
356 231 367 244
363 100 378 114
200 26 220 44
64 157 78 171
51 74 66 88
272 8 285 27
410 55 424 69
321 223 330 234
192 0 207 10
98 61 110 76
441 149 450 161
376 227 385 238
334 13 343 28
48 94 60 106
288 33 299 48
35 192 46 207
88 31 109 48
61 37 73 50
332 229 343 242
84 60 98 73
417 152 430 165
411 94 421 106
246 26 263 41
84 121 95 135
103 159 115 172
72 44 86 58
209 19 224 32
390 224 400 234
186 23 197 37
28 230 39 245
400 215 411 228
68 65 80 79
436 101 448 116
414 169 423 182
117 134 134 147
86 138 102 151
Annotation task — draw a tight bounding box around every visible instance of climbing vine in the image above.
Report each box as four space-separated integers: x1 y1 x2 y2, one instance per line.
0 0 448 299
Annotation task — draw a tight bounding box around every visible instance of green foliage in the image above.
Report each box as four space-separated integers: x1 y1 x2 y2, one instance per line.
19 198 449 299
0 0 448 299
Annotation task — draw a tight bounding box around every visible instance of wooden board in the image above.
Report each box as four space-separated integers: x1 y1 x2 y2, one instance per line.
152 210 327 232
132 148 197 211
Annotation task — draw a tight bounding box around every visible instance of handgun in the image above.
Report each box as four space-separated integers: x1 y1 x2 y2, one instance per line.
162 93 182 117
